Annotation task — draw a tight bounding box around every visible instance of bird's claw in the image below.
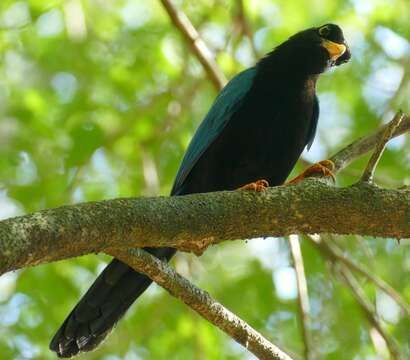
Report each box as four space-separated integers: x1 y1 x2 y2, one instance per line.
287 160 335 184
238 179 269 192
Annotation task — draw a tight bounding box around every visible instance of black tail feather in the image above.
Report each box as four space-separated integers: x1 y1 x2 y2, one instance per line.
50 248 175 358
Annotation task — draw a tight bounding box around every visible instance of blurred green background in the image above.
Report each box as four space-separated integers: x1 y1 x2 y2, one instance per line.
0 0 409 359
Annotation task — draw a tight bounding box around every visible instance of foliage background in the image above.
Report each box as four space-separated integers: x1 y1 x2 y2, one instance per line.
0 0 409 359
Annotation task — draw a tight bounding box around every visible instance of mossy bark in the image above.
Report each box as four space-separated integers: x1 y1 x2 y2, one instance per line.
1 179 409 274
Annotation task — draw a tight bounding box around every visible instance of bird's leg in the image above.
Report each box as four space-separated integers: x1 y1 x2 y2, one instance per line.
238 179 269 192
286 160 335 185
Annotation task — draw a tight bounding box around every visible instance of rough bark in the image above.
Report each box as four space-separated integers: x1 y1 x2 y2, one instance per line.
0 179 409 275
113 248 294 360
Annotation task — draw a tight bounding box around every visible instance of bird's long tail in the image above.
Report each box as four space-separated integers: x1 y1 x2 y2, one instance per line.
49 247 176 358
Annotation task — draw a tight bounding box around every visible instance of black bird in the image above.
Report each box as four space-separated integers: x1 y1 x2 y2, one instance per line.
50 24 350 357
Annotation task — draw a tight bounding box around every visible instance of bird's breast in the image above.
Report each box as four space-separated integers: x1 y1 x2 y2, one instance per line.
179 79 317 193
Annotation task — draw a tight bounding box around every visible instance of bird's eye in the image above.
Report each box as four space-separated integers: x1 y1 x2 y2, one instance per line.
318 25 330 37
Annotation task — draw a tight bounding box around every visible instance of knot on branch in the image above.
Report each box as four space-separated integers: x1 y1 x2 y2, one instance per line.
179 236 213 256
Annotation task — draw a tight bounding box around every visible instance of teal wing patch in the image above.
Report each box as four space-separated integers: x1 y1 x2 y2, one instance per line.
171 67 257 195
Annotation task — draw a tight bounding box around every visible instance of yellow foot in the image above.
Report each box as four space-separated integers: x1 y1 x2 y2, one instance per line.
287 160 335 185
238 179 269 192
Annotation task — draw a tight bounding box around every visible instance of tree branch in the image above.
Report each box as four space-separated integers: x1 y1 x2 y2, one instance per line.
112 248 294 360
337 267 403 360
160 0 227 90
235 0 259 58
330 114 410 173
307 234 406 359
288 235 312 360
0 114 409 275
307 235 410 319
1 179 410 274
361 111 404 183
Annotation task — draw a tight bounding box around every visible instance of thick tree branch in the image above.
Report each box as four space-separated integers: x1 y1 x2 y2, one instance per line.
1 180 409 275
112 248 294 360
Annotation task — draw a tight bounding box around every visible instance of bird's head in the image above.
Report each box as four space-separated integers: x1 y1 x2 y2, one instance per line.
293 24 350 73
272 24 351 75
316 24 351 67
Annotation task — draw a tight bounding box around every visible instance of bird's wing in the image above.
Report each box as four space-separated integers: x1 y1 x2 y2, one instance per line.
171 67 257 195
306 95 319 150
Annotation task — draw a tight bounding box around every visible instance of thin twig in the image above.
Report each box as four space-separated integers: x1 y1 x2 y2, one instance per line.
307 235 410 319
297 111 409 183
113 248 294 360
361 111 404 183
330 113 410 174
160 0 227 90
236 0 259 58
307 235 404 359
337 267 403 360
288 235 312 360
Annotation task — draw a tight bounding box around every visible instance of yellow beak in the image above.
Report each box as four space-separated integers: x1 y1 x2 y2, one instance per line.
321 39 346 61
